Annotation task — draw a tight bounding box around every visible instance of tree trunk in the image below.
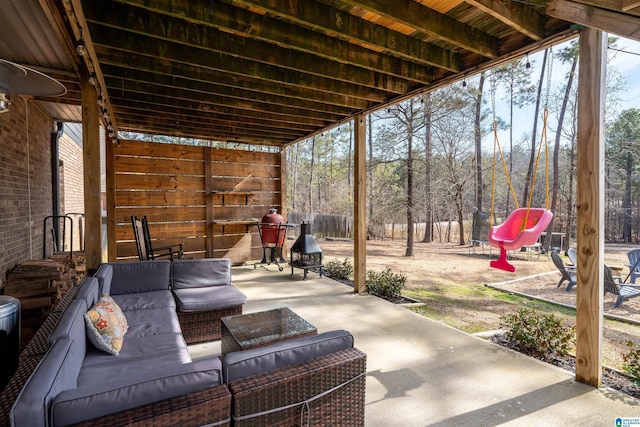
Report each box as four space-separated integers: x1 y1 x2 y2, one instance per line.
624 153 633 242
291 143 300 211
456 184 465 245
368 115 375 237
475 73 486 212
309 136 316 216
564 106 578 253
422 92 433 242
523 49 548 205
405 126 415 256
545 55 576 253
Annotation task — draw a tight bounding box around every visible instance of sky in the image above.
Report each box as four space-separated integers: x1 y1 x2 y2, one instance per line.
484 36 640 153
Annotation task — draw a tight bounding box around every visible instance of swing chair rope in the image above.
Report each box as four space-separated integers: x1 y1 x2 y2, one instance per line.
490 49 553 229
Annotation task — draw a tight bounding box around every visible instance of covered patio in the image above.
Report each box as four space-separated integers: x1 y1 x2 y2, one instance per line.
192 265 638 425
2 0 640 408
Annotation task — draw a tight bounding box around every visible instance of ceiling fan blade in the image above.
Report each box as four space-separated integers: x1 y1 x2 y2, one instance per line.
0 59 66 96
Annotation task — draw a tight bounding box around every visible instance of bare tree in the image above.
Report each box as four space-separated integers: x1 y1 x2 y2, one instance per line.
422 92 433 242
474 73 486 212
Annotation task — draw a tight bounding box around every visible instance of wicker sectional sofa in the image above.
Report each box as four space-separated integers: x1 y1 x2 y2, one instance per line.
1 258 367 426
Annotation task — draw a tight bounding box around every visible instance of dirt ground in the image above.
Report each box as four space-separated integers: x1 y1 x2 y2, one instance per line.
318 237 640 370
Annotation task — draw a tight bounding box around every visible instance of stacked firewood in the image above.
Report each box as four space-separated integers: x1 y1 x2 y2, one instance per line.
2 252 86 347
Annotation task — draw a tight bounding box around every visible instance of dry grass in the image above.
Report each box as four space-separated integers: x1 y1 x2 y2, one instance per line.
319 237 640 370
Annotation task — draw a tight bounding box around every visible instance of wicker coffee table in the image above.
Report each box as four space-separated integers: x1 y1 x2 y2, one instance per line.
221 307 317 354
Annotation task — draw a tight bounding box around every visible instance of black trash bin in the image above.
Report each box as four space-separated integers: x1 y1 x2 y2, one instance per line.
0 296 20 392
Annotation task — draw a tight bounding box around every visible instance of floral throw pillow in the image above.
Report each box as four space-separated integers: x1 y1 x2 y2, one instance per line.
84 294 128 355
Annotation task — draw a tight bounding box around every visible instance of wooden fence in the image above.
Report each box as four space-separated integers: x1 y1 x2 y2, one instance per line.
288 213 353 238
110 140 282 264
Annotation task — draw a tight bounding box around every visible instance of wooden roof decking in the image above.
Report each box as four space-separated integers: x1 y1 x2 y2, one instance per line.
0 0 568 144
3 1 640 144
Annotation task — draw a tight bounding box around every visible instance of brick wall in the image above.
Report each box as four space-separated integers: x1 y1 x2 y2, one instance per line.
0 97 54 289
59 133 84 252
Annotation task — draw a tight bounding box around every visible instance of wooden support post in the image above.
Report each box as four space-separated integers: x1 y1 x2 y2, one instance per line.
205 146 214 258
354 114 367 293
105 131 116 262
81 67 102 270
575 28 606 387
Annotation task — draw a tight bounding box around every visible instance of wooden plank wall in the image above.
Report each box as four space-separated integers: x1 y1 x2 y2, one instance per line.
112 140 281 264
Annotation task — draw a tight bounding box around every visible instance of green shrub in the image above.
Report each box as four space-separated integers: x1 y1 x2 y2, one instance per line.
500 308 574 361
622 340 640 384
366 268 406 298
324 258 354 280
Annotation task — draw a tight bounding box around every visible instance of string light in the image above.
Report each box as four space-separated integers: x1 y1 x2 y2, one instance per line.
75 40 86 57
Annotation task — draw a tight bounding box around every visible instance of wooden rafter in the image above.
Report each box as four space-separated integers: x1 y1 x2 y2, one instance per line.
94 47 388 103
94 1 434 82
464 0 546 41
547 0 640 41
345 0 499 57
230 0 462 71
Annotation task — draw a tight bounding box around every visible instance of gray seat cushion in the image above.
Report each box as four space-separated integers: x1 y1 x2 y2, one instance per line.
171 258 232 289
52 357 223 426
223 329 354 383
121 307 182 340
173 285 246 312
111 290 176 312
79 333 190 385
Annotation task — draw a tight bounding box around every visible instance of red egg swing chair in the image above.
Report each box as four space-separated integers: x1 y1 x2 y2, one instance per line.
487 105 553 273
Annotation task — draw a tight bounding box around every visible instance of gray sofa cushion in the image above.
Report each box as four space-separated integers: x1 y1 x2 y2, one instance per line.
11 338 84 427
171 258 231 289
223 330 354 383
48 299 88 346
173 286 246 312
94 263 113 295
111 290 176 312
109 260 171 295
79 333 190 385
121 307 182 340
74 276 100 309
51 357 223 426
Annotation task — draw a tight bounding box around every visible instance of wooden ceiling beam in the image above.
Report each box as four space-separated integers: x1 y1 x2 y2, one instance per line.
101 65 373 110
464 0 546 41
88 0 433 83
95 47 388 104
115 0 461 72
103 77 358 118
120 116 305 139
111 98 330 128
118 122 289 145
107 91 348 124
105 76 369 114
114 106 317 133
572 0 640 16
86 22 417 94
547 0 640 42
343 0 499 58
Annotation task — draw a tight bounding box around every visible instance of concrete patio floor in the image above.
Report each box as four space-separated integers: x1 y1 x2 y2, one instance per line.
190 264 640 426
